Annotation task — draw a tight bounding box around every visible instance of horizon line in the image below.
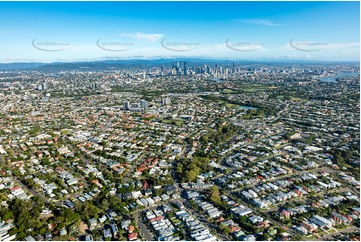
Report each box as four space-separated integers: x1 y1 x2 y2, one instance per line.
0 57 360 65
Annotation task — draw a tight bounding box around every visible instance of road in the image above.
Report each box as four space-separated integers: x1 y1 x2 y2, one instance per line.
0 155 49 204
182 200 231 241
12 175 49 204
132 199 183 241
307 226 359 241
171 139 232 241
228 166 335 193
220 166 347 239
223 188 299 238
137 219 154 241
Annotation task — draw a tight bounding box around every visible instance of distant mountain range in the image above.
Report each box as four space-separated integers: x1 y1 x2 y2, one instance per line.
0 58 358 71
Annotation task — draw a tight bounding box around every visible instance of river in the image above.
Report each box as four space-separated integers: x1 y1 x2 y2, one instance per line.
319 72 360 82
240 105 258 110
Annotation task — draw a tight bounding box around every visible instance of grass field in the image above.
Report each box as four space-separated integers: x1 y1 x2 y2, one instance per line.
277 95 305 101
224 103 239 109
241 84 278 93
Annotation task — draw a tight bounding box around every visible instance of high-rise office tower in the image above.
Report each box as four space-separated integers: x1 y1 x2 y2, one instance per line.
140 100 148 110
195 67 201 74
176 62 180 75
183 61 187 76
123 101 129 110
204 64 210 74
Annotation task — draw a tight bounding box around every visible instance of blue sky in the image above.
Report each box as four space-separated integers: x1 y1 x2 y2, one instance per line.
0 1 359 62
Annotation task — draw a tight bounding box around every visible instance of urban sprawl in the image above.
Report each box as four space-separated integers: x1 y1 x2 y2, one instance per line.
0 61 359 241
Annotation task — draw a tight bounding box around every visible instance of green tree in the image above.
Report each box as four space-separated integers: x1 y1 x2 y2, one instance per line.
209 185 221 205
219 224 231 234
16 232 26 240
29 126 41 134
39 227 46 235
2 211 13 221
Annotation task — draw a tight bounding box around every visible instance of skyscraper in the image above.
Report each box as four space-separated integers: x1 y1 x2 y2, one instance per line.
195 67 201 74
176 62 180 75
161 64 164 76
183 61 187 76
204 64 210 74
123 101 129 110
140 100 148 110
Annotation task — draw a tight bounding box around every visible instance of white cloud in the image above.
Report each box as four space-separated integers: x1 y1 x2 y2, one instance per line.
239 19 282 26
119 32 163 42
323 42 359 49
276 40 359 52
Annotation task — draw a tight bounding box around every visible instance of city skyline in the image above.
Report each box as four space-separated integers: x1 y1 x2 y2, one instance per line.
0 1 359 62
